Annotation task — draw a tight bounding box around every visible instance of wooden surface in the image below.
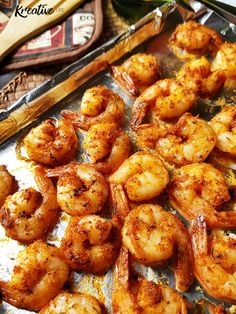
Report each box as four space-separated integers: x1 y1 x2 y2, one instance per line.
0 0 128 109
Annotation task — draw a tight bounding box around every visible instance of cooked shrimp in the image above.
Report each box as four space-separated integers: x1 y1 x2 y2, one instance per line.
61 86 125 131
122 204 194 292
0 165 58 243
156 113 216 165
169 20 223 60
210 105 236 156
191 216 236 303
112 246 188 313
177 57 225 97
169 162 236 229
61 215 120 273
84 123 131 175
211 42 236 75
0 241 69 311
39 291 105 314
109 152 169 221
134 123 168 150
23 118 78 166
111 53 160 96
46 163 108 216
131 79 197 129
210 230 236 274
0 165 17 208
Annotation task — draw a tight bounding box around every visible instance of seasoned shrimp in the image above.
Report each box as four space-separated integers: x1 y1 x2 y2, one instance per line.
210 230 236 274
177 57 225 97
169 162 236 229
191 216 236 303
39 291 105 314
84 123 131 174
169 20 223 60
111 53 160 96
109 152 169 221
156 113 216 165
61 215 120 273
23 118 78 166
0 241 69 311
122 204 194 292
210 105 236 156
112 246 188 313
46 163 108 216
211 42 236 75
0 166 58 243
131 79 197 129
61 86 125 131
0 165 17 208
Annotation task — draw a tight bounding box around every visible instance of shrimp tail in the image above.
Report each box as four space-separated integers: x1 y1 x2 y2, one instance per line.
110 183 130 224
130 100 149 130
190 215 208 256
111 66 139 96
46 164 76 177
61 110 88 130
114 246 131 290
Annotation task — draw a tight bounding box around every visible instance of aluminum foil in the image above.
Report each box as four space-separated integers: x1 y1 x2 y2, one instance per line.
0 1 235 313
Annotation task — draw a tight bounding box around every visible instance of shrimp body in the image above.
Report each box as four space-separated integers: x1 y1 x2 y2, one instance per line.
177 57 225 97
46 163 108 216
61 215 120 273
0 166 58 243
61 86 125 131
84 123 131 174
39 292 104 314
191 216 236 303
169 162 236 229
157 113 216 165
0 241 69 311
109 152 169 221
111 53 160 96
24 119 78 166
211 42 236 75
169 21 223 60
211 230 236 274
0 165 17 208
131 79 197 129
122 204 194 292
210 105 236 156
112 247 188 313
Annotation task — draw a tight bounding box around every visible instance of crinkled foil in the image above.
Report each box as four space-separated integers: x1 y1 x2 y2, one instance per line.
0 1 236 313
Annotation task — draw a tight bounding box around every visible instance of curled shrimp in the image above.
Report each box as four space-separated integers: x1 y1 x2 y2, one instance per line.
210 105 236 156
61 86 125 131
130 79 197 129
112 246 188 313
39 291 105 314
169 162 236 229
122 204 194 292
109 152 169 221
190 216 236 303
111 53 160 96
61 215 121 273
46 163 108 216
0 165 59 243
169 20 223 60
0 241 70 311
83 123 131 175
176 57 225 97
211 42 236 75
0 165 17 208
23 118 78 166
156 113 216 165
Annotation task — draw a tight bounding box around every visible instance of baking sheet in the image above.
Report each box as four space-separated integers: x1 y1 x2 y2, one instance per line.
0 1 235 313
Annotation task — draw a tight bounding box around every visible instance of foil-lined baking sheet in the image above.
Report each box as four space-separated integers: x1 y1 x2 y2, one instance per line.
0 1 235 313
